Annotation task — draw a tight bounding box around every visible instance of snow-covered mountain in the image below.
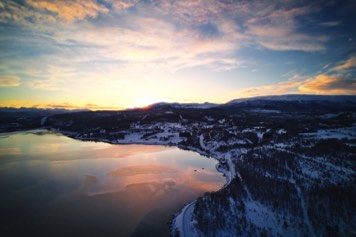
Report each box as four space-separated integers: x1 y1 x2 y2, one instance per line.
142 95 356 111
149 102 218 109
227 94 356 104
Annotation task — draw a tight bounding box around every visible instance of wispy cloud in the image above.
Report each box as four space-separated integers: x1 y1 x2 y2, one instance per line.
0 0 56 26
235 78 303 98
235 74 356 98
245 4 327 52
0 0 330 78
109 0 138 11
332 55 356 71
318 21 342 27
235 55 356 97
27 0 108 21
26 79 60 90
299 74 356 94
38 14 243 73
0 76 21 87
43 102 118 110
248 24 327 52
0 0 135 26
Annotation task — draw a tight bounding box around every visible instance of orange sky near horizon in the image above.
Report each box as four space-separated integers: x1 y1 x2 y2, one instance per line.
0 0 355 110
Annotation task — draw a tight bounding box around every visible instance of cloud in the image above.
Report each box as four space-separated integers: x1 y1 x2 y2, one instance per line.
26 79 59 90
235 54 356 97
0 0 343 107
25 65 75 90
299 74 356 94
0 0 115 27
0 0 331 53
26 0 108 21
332 55 356 71
0 99 121 110
108 0 138 10
132 0 328 52
154 0 248 26
48 14 241 72
0 1 247 85
43 102 113 110
0 0 56 26
0 76 21 87
245 4 327 52
235 78 303 98
318 21 342 27
235 73 356 98
248 24 327 52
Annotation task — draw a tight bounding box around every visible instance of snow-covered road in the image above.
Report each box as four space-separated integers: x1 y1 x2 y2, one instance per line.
182 202 196 237
174 201 197 237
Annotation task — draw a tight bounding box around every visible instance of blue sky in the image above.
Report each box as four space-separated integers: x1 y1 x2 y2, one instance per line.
0 0 355 109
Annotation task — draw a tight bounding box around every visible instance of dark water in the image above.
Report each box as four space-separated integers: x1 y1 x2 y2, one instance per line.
0 130 224 237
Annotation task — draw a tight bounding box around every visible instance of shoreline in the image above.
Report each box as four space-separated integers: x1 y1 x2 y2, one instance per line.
60 129 234 237
0 128 233 237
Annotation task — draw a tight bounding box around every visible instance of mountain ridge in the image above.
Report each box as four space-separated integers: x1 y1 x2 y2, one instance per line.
1 94 355 112
146 94 356 110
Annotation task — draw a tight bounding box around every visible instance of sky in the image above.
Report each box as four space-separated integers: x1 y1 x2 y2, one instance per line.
0 0 355 110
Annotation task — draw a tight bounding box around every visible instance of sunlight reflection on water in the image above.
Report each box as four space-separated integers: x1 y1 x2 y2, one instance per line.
0 130 225 237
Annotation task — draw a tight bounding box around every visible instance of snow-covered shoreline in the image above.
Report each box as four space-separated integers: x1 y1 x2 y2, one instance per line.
55 129 234 237
1 127 232 237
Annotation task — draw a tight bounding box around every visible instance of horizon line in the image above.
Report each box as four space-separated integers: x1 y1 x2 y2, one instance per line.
1 94 355 111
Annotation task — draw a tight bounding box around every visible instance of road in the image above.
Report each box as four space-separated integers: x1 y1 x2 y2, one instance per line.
180 201 196 237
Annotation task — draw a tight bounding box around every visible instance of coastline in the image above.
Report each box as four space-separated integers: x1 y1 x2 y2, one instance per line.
58 129 235 237
0 128 234 237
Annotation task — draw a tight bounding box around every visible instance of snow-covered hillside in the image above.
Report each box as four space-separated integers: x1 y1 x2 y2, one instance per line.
227 94 356 104
1 95 355 237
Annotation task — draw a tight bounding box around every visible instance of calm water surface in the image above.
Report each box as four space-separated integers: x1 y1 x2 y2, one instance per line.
0 130 225 237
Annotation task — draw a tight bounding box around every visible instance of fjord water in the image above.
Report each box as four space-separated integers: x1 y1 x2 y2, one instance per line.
0 130 224 237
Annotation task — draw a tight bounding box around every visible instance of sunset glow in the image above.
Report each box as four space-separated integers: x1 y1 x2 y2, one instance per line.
0 0 355 110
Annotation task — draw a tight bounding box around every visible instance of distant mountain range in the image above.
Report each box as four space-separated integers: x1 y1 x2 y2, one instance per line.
1 95 355 112
226 94 356 104
148 94 356 110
